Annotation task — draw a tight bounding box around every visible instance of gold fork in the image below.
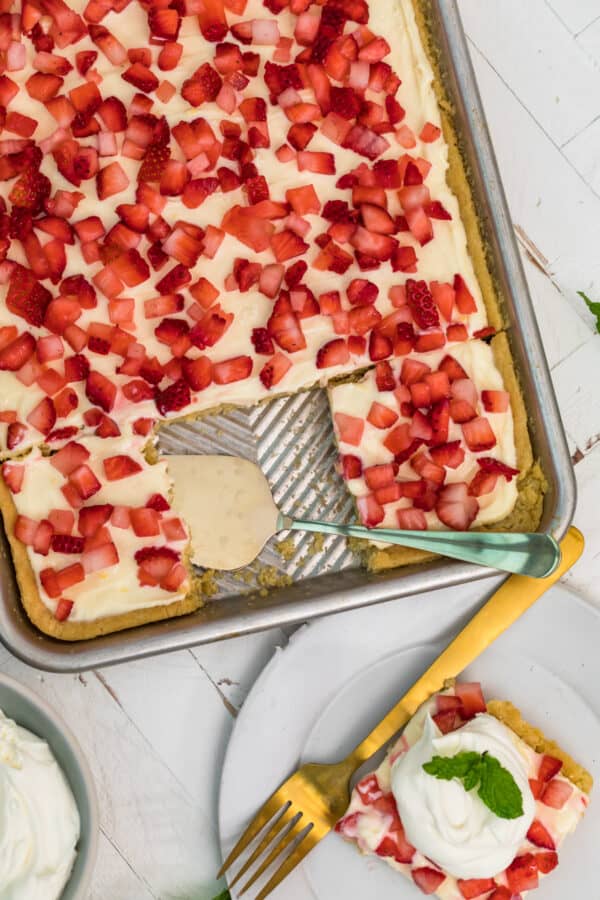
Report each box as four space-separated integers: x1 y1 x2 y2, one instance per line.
219 526 583 900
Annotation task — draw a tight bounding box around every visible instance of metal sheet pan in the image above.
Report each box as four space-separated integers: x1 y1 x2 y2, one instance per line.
0 0 575 672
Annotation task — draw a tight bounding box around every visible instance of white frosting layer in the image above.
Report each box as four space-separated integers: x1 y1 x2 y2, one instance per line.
0 707 80 900
391 713 536 879
0 0 491 454
11 436 189 621
328 340 518 529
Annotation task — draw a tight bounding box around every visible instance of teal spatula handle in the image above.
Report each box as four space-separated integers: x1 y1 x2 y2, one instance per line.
278 515 560 578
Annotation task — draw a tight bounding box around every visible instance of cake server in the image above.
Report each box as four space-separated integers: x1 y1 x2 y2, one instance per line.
167 454 560 577
217 526 583 900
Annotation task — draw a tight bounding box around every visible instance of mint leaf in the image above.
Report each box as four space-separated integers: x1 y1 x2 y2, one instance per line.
478 754 524 820
423 751 481 780
577 290 600 334
423 750 523 820
211 891 231 900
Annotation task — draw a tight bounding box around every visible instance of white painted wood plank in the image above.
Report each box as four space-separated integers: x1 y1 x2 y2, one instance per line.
546 0 600 36
458 0 600 146
563 444 600 604
90 831 156 900
519 251 592 370
577 15 600 65
191 628 286 710
101 651 232 807
0 657 222 899
465 39 600 313
550 337 600 454
562 115 600 197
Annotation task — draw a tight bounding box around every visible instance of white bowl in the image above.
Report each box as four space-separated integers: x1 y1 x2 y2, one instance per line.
0 672 99 899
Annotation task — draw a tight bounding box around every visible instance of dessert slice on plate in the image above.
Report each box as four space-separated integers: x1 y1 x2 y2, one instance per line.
0 433 201 639
336 682 592 898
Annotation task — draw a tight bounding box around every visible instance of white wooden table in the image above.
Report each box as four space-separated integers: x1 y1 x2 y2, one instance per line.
2 3 600 897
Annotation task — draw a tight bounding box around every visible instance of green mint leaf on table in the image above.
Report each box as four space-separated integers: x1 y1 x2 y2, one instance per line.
423 751 524 820
577 291 600 333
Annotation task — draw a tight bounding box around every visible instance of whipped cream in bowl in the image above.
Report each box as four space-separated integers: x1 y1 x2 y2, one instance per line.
391 712 536 879
0 674 98 900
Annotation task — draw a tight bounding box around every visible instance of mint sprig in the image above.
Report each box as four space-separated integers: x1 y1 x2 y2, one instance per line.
423 751 524 820
577 290 600 333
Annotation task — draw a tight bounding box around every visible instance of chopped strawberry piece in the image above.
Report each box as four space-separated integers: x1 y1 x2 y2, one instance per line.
456 879 496 899
50 441 90 476
339 454 362 479
103 455 143 481
86 371 117 413
334 412 364 446
197 0 228 42
97 161 129 200
436 483 478 531
82 542 119 574
429 441 464 469
412 867 446 894
68 463 101 500
78 504 113 537
364 463 396 491
506 854 538 893
455 682 486 718
541 778 573 809
538 754 563 783
53 598 73 621
536 851 558 874
462 417 497 452
130 508 160 537
26 397 56 435
357 494 384 527
181 356 212 392
527 819 555 850
400 358 431 386
375 360 395 391
2 463 24 493
212 355 252 384
375 821 416 865
481 390 510 413
51 534 84 554
367 401 398 430
453 274 477 313
316 338 349 369
122 62 159 94
259 352 292 389
396 507 427 529
15 515 39 547
406 279 439 329
0 333 36 371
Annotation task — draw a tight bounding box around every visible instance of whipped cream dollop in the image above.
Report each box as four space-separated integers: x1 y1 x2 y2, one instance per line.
0 708 80 900
391 713 535 879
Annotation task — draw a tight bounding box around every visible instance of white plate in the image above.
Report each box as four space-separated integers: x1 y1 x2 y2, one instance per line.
219 581 600 899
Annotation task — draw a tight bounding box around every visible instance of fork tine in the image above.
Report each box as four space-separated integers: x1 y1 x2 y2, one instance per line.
254 825 317 900
238 812 306 896
217 796 285 879
229 803 298 888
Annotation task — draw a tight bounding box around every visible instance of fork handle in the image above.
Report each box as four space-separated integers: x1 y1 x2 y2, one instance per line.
281 515 561 578
345 526 584 768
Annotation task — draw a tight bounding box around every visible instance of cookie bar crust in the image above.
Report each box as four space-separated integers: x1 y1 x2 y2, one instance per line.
0 464 203 641
488 699 593 796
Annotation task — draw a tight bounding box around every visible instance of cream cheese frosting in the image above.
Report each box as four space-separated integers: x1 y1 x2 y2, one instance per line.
0 707 80 900
0 0 491 456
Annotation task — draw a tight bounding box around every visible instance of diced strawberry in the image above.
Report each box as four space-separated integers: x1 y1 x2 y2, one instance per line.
212 355 252 384
7 423 28 450
456 879 495 899
357 494 384 527
130 507 161 537
78 504 113 537
154 378 191 416
541 778 573 809
270 229 309 262
366 401 398 430
527 819 555 850
506 854 538 893
15 515 39 546
374 360 395 391
55 562 85 591
181 355 212 392
316 338 349 369
429 441 465 469
339 454 362 479
481 390 510 413
395 507 427 529
2 463 24 493
462 417 497 452
453 274 477 313
86 371 117 412
364 463 397 491
438 354 468 382
103 455 143 481
412 867 446 894
197 0 228 41
0 332 36 371
97 161 129 200
405 279 439 329
536 851 558 874
51 534 84 554
82 541 119 574
267 295 306 353
50 440 90 476
26 397 56 435
436 483 478 531
375 821 416 865
400 358 431 386
259 352 292 389
122 62 159 94
334 412 364 446
69 464 101 499
455 682 486 718
538 754 563 783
